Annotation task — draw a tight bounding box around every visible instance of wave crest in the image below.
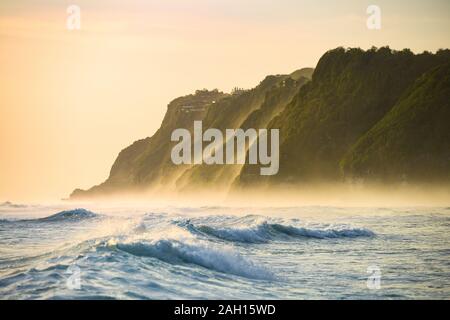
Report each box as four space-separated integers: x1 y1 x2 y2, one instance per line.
115 239 274 280
270 223 375 239
37 209 98 222
185 221 374 243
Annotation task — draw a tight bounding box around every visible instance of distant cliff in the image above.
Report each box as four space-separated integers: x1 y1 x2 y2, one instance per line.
340 62 450 183
236 47 450 188
71 47 450 199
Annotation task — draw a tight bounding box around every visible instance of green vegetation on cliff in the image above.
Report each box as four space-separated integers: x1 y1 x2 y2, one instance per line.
71 47 450 199
341 63 450 182
237 47 450 186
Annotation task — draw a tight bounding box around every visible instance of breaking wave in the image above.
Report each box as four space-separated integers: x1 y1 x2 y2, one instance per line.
114 239 275 280
185 221 375 243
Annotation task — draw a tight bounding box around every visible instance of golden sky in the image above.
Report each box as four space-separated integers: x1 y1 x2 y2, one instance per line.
0 0 449 201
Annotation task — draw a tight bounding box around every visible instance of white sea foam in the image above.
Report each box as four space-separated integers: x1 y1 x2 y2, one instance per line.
115 239 275 280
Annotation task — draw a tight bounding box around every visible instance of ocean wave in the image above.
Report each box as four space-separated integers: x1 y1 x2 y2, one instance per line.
184 221 375 243
190 223 271 243
0 208 99 223
114 239 275 280
36 209 99 222
269 223 375 239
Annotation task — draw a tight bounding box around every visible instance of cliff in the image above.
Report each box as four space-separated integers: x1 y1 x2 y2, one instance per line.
71 47 450 199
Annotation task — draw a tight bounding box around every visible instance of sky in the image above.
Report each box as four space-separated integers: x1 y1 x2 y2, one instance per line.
0 0 449 202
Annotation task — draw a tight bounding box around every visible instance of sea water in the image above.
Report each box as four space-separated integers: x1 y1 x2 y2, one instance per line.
0 202 449 299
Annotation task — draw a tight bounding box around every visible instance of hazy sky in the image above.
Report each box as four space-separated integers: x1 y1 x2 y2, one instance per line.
1 0 449 201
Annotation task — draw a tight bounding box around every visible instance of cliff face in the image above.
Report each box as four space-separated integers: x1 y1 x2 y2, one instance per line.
175 72 311 192
71 69 312 198
71 89 229 198
236 47 450 187
71 47 450 199
340 63 450 182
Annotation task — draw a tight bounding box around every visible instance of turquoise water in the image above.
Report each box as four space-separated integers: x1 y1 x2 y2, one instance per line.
0 202 449 299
